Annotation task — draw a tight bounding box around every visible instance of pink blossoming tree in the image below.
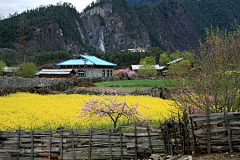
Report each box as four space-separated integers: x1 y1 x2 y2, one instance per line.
77 96 151 129
114 68 135 79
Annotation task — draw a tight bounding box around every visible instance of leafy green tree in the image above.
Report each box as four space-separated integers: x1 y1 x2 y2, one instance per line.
0 60 6 75
17 62 38 78
168 59 191 77
139 56 156 65
159 53 171 66
138 56 157 77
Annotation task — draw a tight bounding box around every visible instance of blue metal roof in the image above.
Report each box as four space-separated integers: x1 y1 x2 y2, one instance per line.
55 59 94 65
167 58 184 65
80 55 117 66
55 55 117 66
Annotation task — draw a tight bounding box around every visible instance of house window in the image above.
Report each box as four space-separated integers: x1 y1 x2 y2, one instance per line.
110 70 113 77
107 70 109 77
102 70 105 77
78 70 85 77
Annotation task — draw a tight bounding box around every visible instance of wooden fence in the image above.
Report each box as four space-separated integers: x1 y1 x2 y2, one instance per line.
0 124 168 160
0 112 240 159
189 112 240 154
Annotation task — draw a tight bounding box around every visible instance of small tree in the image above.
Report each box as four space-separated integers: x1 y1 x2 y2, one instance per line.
138 56 157 78
159 53 171 66
168 59 191 77
171 26 240 113
0 60 6 75
77 97 151 129
17 62 38 78
114 68 135 79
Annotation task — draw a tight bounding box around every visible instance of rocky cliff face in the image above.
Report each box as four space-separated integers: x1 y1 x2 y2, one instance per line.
79 0 200 52
80 3 151 53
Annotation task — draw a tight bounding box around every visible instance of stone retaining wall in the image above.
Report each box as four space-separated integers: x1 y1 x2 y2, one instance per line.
0 76 73 88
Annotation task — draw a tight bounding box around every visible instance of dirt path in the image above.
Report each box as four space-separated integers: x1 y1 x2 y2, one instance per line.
192 152 240 160
80 86 152 94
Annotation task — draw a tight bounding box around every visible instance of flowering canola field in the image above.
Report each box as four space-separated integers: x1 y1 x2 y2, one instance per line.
0 93 178 131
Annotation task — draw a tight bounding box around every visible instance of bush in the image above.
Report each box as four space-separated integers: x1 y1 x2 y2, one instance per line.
17 62 38 78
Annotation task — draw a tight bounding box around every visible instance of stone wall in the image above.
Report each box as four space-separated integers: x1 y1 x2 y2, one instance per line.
0 76 73 88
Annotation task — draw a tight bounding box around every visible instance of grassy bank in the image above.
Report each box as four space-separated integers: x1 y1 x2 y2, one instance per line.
94 80 174 88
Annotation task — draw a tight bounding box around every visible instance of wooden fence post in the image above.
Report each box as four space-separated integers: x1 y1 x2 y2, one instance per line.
189 109 197 154
178 111 183 154
172 119 178 154
224 112 233 153
88 127 92 160
60 125 63 160
206 106 211 154
119 124 123 160
147 123 153 154
31 126 34 160
183 109 190 155
165 120 170 154
108 126 112 160
159 120 166 152
134 123 137 160
70 127 76 160
48 128 52 160
17 126 21 160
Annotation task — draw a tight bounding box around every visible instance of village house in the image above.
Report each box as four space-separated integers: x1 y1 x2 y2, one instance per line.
131 65 166 76
121 47 146 53
37 69 77 79
38 54 117 79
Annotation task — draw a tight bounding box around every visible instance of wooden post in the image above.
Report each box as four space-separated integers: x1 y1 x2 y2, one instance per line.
17 126 21 160
172 119 178 154
165 121 169 154
182 117 186 154
206 106 211 154
88 127 92 160
70 127 76 160
183 109 190 155
60 125 63 160
178 111 183 154
108 126 112 160
31 126 34 160
189 109 197 154
134 123 138 160
224 112 233 153
147 123 153 154
48 128 52 160
159 120 166 152
119 124 123 160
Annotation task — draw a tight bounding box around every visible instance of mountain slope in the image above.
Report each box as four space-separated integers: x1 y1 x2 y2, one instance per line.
1 0 240 58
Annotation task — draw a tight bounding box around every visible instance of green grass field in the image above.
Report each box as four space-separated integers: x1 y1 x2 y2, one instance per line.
94 80 174 87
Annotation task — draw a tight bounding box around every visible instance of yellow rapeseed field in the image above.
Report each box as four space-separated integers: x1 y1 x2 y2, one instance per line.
0 93 178 131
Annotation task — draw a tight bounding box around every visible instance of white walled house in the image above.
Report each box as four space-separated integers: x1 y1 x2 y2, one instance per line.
55 54 117 79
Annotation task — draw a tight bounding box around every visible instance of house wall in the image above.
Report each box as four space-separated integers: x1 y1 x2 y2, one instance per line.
39 74 69 79
73 68 114 78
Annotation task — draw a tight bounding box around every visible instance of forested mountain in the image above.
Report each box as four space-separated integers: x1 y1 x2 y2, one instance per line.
1 0 240 64
128 0 159 6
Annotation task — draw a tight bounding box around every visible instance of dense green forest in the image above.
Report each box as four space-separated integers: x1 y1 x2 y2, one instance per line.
129 0 240 29
0 2 96 53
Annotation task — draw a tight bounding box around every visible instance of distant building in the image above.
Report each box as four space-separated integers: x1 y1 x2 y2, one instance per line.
3 67 19 76
122 47 146 53
167 58 184 66
54 54 117 78
131 65 166 76
4 67 19 73
37 69 77 79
